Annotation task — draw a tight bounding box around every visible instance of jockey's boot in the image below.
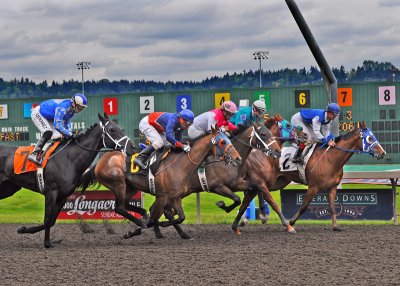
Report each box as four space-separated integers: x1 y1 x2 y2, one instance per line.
134 145 155 169
28 131 52 165
292 147 304 164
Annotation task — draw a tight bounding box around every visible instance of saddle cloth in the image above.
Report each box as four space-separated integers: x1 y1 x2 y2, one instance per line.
14 141 60 174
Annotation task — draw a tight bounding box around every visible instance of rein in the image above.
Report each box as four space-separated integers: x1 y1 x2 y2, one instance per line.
333 145 371 155
230 127 276 153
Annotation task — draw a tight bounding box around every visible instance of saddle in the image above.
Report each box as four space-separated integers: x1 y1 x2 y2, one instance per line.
14 141 60 175
127 146 172 175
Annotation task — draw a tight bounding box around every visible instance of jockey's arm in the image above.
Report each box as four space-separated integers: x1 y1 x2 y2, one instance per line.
54 107 73 137
165 116 182 147
311 116 324 139
321 123 331 138
207 113 218 131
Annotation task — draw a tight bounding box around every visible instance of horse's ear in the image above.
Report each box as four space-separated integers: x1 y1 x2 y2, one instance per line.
211 125 217 135
103 112 110 120
274 114 283 122
361 121 366 130
98 113 106 124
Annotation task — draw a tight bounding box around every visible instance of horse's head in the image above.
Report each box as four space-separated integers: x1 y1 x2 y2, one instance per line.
359 122 386 160
211 126 242 167
98 113 134 154
265 114 297 145
252 123 281 158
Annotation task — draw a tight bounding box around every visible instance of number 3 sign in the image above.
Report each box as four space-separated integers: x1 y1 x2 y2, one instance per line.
379 86 396 105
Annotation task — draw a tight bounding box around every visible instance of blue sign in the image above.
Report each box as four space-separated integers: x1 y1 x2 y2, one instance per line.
176 95 191 112
281 188 393 220
23 103 34 118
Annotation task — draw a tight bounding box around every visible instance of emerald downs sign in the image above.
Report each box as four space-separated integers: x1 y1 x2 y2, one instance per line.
281 188 393 220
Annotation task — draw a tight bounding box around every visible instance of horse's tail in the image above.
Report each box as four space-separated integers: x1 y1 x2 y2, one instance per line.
78 165 98 194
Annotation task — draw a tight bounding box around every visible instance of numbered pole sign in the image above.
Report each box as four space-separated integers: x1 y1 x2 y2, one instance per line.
0 104 8 119
214 93 230 108
294 90 310 108
337 88 353 106
176 94 191 112
379 86 396 105
254 91 271 110
140 96 154 114
104 98 118 115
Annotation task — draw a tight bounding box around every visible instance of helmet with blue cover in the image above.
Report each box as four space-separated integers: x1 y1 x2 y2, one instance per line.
71 93 88 108
179 109 194 123
326 103 340 115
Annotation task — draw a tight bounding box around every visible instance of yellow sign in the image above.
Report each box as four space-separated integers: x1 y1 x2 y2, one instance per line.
214 93 230 108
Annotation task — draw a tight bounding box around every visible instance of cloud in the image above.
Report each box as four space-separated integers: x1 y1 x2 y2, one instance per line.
0 0 399 83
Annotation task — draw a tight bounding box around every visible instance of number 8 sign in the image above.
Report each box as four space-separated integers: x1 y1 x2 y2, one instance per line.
379 86 396 105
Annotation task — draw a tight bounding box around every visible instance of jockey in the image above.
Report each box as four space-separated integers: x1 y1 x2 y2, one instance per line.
188 101 238 139
28 93 88 164
134 109 195 169
290 102 340 163
230 99 266 127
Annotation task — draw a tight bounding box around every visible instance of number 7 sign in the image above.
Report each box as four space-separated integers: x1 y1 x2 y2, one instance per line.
337 88 352 106
104 98 118 115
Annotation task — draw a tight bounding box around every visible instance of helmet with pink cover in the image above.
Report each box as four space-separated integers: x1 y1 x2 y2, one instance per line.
220 101 237 113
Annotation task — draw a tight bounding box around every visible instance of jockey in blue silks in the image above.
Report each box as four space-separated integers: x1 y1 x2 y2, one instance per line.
134 109 195 169
28 93 88 164
290 103 340 163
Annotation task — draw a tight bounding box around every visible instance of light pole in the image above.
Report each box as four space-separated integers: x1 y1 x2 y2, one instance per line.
253 51 269 88
391 65 398 82
76 61 90 94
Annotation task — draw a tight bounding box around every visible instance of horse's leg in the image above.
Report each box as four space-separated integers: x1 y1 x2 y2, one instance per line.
289 186 319 227
163 202 191 239
231 190 258 235
328 186 341 231
124 189 149 226
113 188 148 229
260 184 296 233
214 185 241 213
158 199 186 227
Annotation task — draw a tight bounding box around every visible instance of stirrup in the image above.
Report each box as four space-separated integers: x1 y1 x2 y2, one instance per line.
27 153 43 165
134 158 148 169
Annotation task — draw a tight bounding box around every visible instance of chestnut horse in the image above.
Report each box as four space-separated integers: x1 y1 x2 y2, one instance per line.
79 127 242 238
232 121 386 234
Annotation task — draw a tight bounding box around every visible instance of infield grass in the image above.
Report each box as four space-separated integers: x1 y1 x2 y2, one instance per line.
0 183 398 225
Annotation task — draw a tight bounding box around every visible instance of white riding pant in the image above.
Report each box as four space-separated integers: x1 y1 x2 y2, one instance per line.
188 125 205 139
139 116 168 150
31 106 62 139
291 112 319 141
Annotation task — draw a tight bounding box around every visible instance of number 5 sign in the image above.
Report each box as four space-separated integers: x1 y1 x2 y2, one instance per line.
104 98 118 115
379 86 396 105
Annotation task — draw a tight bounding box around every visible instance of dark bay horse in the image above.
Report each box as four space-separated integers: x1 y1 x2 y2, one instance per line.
79 126 242 238
233 121 386 234
0 113 133 248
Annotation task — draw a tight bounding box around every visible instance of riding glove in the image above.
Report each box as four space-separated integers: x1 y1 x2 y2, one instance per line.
182 145 191 152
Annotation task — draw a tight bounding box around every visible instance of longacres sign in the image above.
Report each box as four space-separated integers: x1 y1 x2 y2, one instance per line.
281 189 393 220
59 191 143 220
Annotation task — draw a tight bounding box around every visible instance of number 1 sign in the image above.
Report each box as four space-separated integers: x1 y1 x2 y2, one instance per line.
104 98 118 115
379 86 396 105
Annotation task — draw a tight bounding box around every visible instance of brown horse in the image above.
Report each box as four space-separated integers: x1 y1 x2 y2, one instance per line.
149 124 281 238
79 127 242 238
232 121 386 234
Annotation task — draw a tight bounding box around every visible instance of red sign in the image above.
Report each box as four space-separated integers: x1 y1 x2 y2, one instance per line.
59 191 142 220
103 98 118 115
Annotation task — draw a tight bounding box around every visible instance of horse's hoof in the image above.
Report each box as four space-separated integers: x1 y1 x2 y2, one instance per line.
123 228 142 239
216 201 225 209
332 226 342 232
17 226 27 234
155 234 165 239
287 225 297 234
233 229 241 235
44 242 54 248
259 214 269 224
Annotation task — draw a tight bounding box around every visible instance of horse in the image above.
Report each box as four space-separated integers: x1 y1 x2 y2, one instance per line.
149 123 281 239
232 121 386 234
78 126 242 239
0 113 134 248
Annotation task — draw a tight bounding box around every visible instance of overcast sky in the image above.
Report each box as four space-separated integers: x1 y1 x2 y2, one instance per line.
1 0 399 83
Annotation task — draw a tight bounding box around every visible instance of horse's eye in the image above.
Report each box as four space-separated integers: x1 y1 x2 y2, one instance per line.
366 135 374 144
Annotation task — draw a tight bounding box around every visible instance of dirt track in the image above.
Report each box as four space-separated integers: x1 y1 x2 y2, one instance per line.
1 223 399 285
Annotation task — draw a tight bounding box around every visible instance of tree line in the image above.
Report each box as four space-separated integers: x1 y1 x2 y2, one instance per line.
0 60 397 98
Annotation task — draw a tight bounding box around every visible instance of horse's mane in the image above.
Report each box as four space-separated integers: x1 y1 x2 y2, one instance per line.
334 128 359 142
264 118 276 129
76 123 99 139
230 125 250 136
